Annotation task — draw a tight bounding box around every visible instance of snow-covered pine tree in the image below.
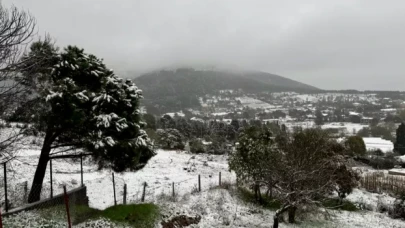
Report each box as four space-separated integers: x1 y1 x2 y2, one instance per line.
28 46 155 202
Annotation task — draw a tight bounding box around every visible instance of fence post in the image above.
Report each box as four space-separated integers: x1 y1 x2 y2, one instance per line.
123 184 127 205
172 182 175 198
80 155 84 187
3 163 8 212
0 207 3 228
63 186 72 228
50 159 53 198
219 172 221 187
112 173 117 206
198 174 201 192
23 181 28 203
141 182 147 202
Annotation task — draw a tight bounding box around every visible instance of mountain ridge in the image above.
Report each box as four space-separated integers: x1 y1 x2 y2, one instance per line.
133 68 320 113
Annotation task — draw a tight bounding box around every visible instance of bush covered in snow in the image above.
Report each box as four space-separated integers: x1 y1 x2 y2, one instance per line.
389 195 405 220
156 128 185 150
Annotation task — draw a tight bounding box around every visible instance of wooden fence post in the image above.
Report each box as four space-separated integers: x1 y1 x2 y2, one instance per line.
112 173 117 206
198 175 201 192
80 155 84 187
219 172 221 187
141 182 147 202
63 186 72 228
3 163 8 212
23 181 28 203
50 159 53 198
123 184 127 205
172 182 175 198
0 207 3 228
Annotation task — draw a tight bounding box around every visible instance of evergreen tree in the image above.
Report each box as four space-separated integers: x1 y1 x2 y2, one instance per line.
175 118 192 139
344 136 366 156
28 46 154 202
156 128 185 150
10 39 59 124
230 119 240 132
143 113 156 130
395 123 405 155
160 114 175 129
315 109 324 125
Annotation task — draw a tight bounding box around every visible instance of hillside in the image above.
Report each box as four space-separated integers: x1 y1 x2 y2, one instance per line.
134 68 319 113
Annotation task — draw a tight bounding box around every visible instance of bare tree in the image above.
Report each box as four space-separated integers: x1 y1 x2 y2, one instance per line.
271 129 356 227
0 4 36 162
230 127 358 228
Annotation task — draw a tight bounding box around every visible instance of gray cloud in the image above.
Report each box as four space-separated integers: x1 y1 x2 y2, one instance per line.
5 0 405 90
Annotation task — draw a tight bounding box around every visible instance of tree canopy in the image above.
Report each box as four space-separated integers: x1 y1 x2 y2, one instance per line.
395 123 405 155
230 127 357 227
27 43 154 202
345 136 366 156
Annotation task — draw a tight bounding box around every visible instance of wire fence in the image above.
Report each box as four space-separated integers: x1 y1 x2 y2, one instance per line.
0 154 235 227
360 172 405 196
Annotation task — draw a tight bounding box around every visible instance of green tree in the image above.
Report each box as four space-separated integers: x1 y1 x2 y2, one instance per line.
370 117 379 127
399 110 405 122
229 126 279 202
395 123 405 155
272 129 355 226
143 113 156 130
357 127 371 137
9 39 59 125
175 118 192 139
156 128 185 150
160 114 175 129
230 119 240 132
189 139 205 153
344 136 366 156
28 46 154 202
358 126 394 141
315 109 324 125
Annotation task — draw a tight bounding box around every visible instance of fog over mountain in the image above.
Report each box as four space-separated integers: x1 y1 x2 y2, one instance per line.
6 0 405 90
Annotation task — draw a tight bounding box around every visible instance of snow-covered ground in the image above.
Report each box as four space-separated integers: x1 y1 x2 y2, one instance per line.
1 131 405 227
0 138 235 210
322 122 367 135
237 96 275 109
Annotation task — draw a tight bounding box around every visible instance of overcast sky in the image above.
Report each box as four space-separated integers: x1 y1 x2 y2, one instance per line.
5 0 405 90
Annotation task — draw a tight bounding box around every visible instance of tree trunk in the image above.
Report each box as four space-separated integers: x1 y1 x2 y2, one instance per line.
269 186 273 198
254 183 260 202
28 131 55 203
272 205 291 228
273 215 279 228
257 185 262 203
288 206 297 223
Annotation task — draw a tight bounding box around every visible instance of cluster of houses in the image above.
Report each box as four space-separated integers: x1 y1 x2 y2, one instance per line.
154 92 405 155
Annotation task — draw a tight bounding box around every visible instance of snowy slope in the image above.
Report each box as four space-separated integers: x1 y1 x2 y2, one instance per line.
1 129 405 227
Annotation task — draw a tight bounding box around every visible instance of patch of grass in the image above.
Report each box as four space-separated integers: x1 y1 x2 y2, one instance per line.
101 204 160 227
237 187 281 210
322 198 358 211
72 205 101 224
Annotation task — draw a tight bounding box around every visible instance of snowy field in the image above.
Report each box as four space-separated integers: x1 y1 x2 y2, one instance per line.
1 129 405 227
236 96 275 109
1 141 234 210
274 93 379 104
321 122 367 135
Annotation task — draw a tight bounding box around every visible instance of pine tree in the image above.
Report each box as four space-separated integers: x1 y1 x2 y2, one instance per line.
395 123 405 155
28 46 154 202
315 109 324 125
345 136 366 156
11 39 59 124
